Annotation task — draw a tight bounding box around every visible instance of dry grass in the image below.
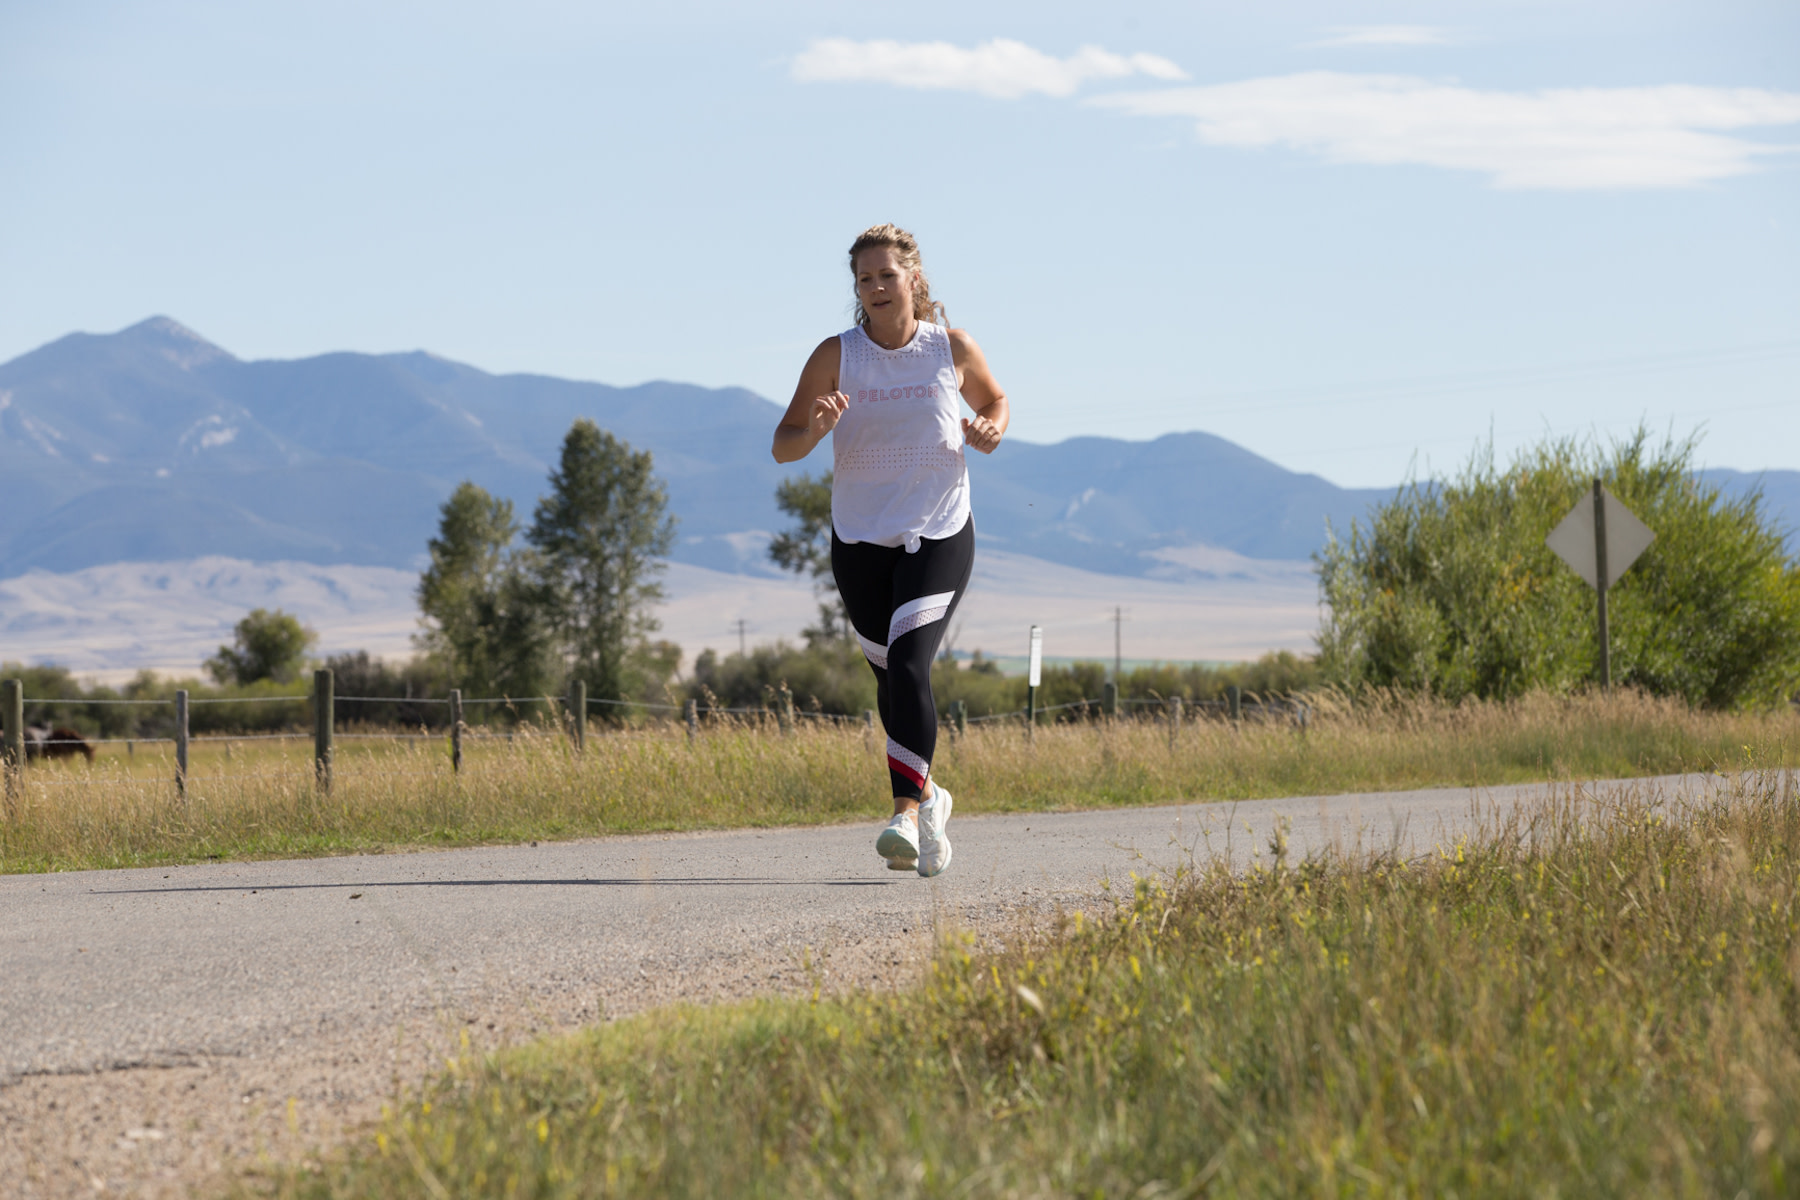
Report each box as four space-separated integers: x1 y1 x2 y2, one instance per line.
4 689 1795 875
259 765 1800 1198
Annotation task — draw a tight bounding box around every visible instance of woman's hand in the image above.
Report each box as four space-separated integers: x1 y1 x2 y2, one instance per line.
962 414 1002 454
949 329 1008 456
809 392 849 440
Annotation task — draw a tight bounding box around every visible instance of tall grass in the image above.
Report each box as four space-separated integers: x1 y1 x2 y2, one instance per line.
4 690 1795 875
263 767 1800 1197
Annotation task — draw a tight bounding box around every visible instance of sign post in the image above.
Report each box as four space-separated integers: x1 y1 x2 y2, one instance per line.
1545 479 1654 692
1026 625 1043 735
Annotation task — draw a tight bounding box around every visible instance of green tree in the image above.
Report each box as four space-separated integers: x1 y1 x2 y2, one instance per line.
769 471 850 644
205 608 316 685
416 482 555 703
528 419 677 704
1317 430 1800 707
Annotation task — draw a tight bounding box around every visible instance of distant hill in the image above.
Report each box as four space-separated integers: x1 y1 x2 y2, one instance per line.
1698 468 1800 549
2 318 1791 580
979 434 1390 574
0 317 793 576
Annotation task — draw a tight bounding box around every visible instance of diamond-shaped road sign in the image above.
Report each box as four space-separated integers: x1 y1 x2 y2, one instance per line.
1546 485 1654 590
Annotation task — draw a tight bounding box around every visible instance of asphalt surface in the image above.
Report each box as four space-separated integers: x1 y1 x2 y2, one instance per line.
0 772 1733 1085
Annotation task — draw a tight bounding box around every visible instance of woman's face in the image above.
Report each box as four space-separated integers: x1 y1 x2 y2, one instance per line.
854 246 914 323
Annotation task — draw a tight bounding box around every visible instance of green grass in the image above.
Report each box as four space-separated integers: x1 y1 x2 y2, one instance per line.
258 767 1800 1198
4 689 1796 875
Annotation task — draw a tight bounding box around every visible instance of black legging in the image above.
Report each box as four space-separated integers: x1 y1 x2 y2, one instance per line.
831 516 975 801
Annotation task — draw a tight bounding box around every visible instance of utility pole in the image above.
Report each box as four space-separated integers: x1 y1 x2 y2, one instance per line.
736 618 748 659
1113 606 1122 685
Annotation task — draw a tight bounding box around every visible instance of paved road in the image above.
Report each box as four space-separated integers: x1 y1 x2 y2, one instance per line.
0 772 1731 1084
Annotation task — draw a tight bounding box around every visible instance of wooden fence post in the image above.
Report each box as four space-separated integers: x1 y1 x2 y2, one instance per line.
314 668 334 793
950 699 967 737
1167 695 1182 751
174 688 190 803
1226 684 1242 724
569 680 587 753
2 678 22 814
1102 680 1118 720
777 682 794 735
449 688 463 773
685 698 698 744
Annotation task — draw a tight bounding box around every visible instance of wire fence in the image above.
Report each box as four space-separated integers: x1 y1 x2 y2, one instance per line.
2 670 1308 800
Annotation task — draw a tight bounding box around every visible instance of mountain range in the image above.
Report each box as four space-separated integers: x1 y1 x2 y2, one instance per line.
2 317 1793 582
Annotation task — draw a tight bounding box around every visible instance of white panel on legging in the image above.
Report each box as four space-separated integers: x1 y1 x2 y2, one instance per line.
857 632 889 669
887 590 956 645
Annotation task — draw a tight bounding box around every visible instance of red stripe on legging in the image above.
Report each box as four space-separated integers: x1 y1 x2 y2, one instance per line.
886 754 926 786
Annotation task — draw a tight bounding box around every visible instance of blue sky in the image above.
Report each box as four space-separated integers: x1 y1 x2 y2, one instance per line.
3 0 1796 487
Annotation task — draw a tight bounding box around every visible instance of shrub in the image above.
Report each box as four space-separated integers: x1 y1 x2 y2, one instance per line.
690 641 878 716
324 651 450 730
1318 429 1800 707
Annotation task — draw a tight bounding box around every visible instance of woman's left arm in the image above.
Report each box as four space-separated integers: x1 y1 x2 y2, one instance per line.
949 329 1008 455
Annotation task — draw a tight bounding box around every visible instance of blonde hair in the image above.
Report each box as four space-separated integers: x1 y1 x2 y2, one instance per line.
848 223 947 327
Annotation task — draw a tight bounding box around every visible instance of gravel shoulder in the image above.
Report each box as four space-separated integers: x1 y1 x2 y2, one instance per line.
0 773 1729 1197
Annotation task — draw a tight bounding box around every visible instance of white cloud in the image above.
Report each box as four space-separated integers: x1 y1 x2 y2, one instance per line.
791 37 1186 100
1310 26 1452 49
1093 73 1800 189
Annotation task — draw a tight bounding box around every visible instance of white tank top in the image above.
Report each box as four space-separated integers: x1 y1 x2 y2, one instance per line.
831 322 971 552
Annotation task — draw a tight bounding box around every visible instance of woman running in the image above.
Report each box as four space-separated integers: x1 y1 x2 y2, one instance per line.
772 224 1009 876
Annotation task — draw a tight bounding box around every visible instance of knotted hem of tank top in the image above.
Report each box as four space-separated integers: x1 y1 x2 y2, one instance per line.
903 534 923 554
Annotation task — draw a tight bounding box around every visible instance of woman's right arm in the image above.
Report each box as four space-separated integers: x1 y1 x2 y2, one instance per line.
772 338 848 463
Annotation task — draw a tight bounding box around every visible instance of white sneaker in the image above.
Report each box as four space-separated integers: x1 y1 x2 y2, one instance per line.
875 812 919 871
917 785 953 877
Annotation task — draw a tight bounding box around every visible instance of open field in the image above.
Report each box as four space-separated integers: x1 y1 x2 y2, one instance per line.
0 547 1317 684
3 690 1797 875
257 764 1800 1198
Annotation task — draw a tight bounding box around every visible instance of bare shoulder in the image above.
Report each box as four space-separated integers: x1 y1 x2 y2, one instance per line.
794 335 841 394
777 335 846 426
947 327 985 360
